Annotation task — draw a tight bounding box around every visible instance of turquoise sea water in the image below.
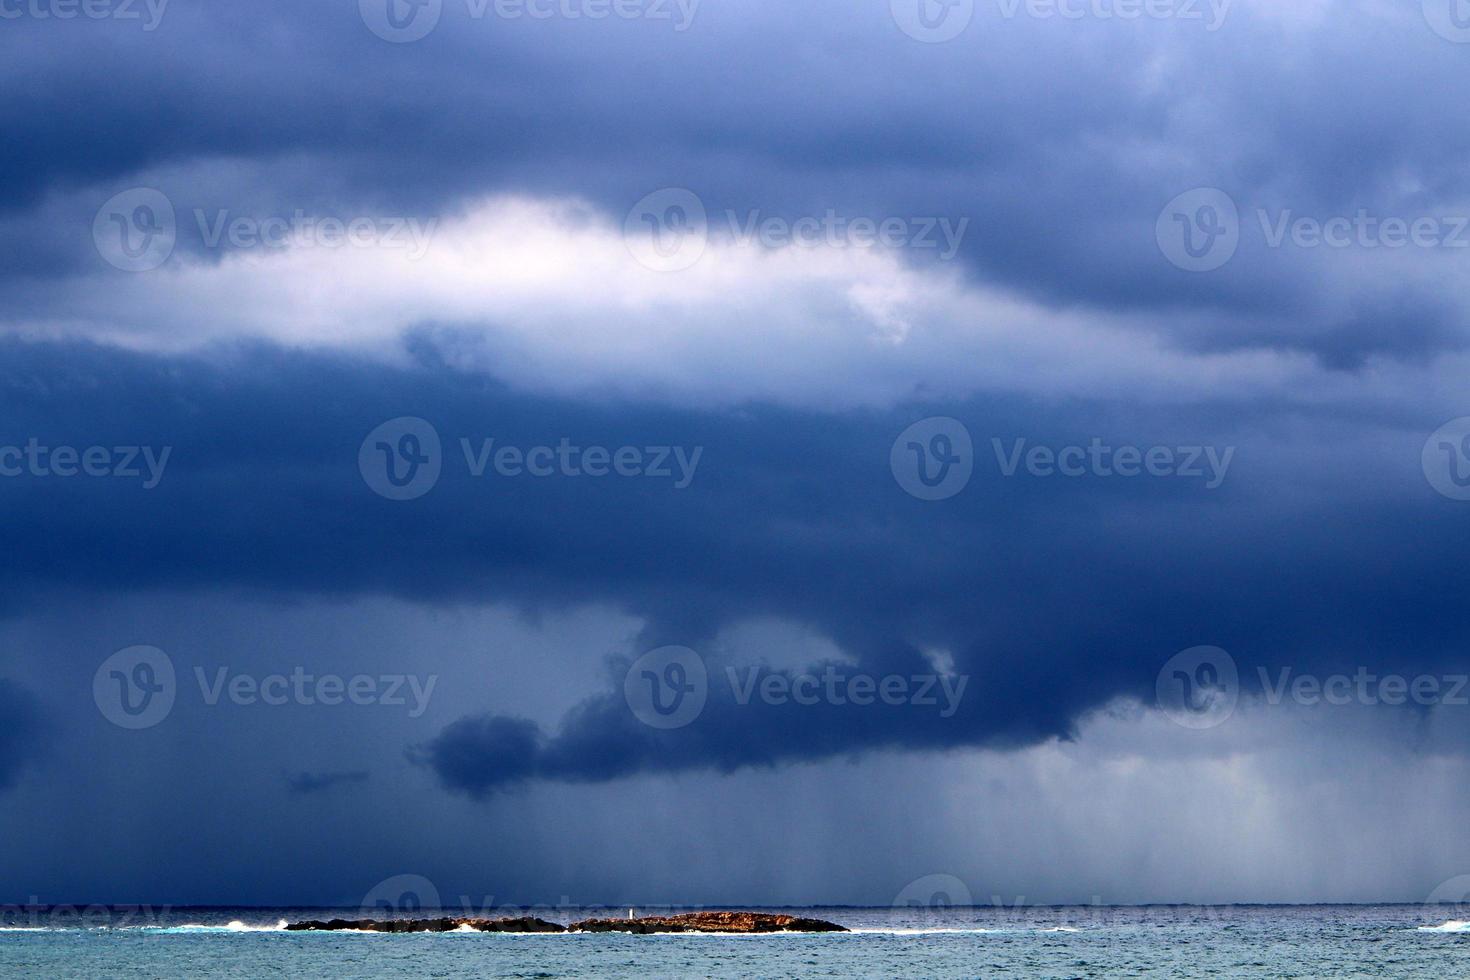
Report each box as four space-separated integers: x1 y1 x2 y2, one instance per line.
3 904 1468 977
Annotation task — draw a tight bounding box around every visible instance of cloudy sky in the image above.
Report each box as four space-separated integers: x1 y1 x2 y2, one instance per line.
4 0 1470 910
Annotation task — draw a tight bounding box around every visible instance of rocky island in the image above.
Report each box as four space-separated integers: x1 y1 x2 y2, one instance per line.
285 911 847 934
567 911 848 933
285 916 564 933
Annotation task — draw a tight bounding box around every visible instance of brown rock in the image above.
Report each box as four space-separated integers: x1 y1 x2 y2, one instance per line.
567 911 847 934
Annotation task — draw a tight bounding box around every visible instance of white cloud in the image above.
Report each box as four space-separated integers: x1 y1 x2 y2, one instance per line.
10 194 1356 411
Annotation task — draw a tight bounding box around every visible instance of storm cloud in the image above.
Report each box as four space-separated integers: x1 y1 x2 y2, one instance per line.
0 680 43 792
285 770 370 795
1 339 1466 797
7 1 1470 368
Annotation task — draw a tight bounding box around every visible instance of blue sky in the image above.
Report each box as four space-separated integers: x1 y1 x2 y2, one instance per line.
4 0 1470 908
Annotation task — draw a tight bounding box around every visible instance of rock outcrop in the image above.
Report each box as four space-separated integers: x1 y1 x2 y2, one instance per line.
567 911 847 934
285 910 848 934
284 916 565 933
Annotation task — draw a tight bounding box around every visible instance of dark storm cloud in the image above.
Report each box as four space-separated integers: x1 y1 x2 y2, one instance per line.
284 770 370 795
2 340 1468 794
0 679 44 792
6 3 1470 364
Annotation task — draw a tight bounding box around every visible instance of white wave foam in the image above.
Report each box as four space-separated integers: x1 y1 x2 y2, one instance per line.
1418 920 1470 933
849 928 1009 935
850 926 1084 936
154 920 288 934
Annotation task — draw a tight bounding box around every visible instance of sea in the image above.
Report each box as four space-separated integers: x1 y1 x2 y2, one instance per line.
2 903 1468 977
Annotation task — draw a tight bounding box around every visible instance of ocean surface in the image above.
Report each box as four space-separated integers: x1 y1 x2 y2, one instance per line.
3 903 1469 977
